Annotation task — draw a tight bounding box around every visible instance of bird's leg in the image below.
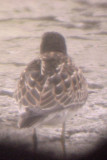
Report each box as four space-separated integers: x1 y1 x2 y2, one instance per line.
32 128 38 153
61 121 67 159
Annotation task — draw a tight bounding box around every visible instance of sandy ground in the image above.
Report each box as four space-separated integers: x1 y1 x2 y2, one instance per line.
0 0 107 159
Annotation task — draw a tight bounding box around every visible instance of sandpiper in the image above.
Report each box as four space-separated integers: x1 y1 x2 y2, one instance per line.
15 32 88 156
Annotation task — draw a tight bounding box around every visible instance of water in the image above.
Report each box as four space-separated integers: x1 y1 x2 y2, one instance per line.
0 0 107 159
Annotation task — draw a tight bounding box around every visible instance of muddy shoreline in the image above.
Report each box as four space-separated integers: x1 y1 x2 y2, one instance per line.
0 0 107 159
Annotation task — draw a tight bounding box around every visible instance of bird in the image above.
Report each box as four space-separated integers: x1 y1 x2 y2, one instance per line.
14 32 88 156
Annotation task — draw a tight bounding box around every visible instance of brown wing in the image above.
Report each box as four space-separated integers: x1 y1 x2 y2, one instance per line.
40 61 88 110
15 60 46 110
15 59 88 128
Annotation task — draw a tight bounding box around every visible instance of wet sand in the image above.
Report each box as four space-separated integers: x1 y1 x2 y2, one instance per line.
0 0 107 159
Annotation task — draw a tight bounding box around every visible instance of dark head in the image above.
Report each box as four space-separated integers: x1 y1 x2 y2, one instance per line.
40 32 67 55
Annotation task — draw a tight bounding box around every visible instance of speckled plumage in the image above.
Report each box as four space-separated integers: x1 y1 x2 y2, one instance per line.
15 32 88 128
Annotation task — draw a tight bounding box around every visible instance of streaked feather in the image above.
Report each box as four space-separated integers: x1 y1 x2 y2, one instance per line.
15 56 88 128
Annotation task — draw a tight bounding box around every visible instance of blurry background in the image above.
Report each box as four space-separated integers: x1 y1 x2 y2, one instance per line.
0 0 107 159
